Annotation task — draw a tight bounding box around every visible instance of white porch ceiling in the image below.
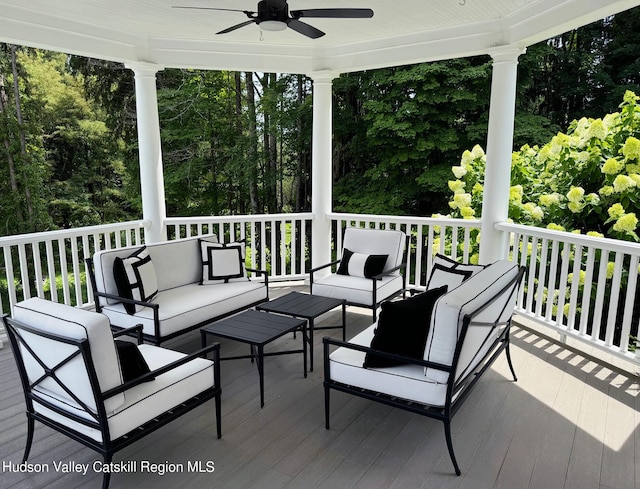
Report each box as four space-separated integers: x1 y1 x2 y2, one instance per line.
0 0 639 73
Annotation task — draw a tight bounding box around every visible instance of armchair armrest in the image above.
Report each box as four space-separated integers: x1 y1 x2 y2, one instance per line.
247 267 269 286
112 324 144 344
371 262 406 280
102 342 221 399
309 260 341 275
322 336 452 373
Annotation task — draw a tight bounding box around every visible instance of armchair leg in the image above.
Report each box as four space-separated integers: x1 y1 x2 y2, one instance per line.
22 415 34 463
324 384 331 429
102 454 113 489
443 420 461 476
215 392 222 439
505 340 518 382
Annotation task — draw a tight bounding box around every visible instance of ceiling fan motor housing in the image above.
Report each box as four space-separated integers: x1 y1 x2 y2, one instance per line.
258 0 289 23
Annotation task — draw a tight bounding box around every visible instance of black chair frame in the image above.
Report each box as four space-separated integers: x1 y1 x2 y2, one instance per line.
3 315 222 489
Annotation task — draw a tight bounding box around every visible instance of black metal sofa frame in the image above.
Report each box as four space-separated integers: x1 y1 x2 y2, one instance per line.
323 265 525 476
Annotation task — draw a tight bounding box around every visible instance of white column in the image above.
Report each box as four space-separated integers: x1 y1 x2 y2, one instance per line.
310 71 338 271
479 46 525 264
126 62 167 243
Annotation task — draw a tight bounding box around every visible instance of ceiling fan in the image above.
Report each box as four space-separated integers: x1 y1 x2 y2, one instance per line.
173 0 374 39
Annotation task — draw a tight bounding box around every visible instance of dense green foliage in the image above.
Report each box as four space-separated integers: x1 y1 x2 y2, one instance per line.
448 91 640 242
1 8 640 236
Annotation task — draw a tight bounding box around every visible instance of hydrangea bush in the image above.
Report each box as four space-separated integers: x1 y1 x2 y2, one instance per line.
444 91 640 350
447 90 640 241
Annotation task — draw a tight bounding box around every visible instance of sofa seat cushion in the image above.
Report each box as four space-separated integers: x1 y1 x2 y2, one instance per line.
329 325 448 407
33 345 215 442
100 281 268 337
312 273 403 307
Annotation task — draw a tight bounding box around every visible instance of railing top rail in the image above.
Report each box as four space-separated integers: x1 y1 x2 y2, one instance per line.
165 213 314 224
329 212 481 227
0 220 150 247
496 221 640 256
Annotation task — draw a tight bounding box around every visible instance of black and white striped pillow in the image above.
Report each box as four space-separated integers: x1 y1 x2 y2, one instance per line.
337 248 388 279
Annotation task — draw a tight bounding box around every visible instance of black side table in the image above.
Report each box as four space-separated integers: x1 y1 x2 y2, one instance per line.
201 309 307 408
257 291 346 371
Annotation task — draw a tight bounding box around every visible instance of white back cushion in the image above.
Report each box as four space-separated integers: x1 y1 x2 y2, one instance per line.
423 260 520 384
93 235 216 298
12 298 125 414
342 228 406 274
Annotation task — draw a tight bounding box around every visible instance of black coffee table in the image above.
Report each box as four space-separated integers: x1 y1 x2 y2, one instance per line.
256 291 346 371
200 309 307 408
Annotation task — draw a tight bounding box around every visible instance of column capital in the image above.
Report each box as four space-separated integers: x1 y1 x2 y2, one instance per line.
125 61 164 77
488 45 526 64
308 70 340 83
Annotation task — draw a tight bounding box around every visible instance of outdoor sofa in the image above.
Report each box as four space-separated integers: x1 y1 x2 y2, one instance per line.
324 255 525 475
87 234 269 345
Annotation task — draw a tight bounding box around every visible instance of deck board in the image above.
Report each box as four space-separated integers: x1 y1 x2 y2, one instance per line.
0 285 638 489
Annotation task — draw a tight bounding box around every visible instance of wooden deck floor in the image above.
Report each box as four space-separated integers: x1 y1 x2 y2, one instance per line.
1 283 638 489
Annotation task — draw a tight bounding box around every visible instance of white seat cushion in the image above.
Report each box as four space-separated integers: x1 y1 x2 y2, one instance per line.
34 345 215 442
312 273 403 307
100 281 268 337
329 325 447 407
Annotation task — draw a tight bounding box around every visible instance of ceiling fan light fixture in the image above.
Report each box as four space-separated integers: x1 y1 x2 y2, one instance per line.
259 20 287 31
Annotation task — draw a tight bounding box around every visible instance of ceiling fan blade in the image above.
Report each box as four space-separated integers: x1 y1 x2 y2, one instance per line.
217 20 257 35
287 19 325 39
173 6 252 14
291 8 374 19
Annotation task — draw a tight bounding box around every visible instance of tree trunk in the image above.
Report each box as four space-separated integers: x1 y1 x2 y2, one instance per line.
245 72 260 213
295 74 305 212
0 53 25 225
10 44 34 222
234 71 246 214
269 73 278 213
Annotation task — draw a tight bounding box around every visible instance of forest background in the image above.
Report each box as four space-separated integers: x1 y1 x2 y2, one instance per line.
1 8 639 238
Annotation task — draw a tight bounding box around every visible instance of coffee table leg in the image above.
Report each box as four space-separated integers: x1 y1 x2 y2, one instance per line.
257 345 265 408
308 318 315 372
302 322 308 378
342 302 347 341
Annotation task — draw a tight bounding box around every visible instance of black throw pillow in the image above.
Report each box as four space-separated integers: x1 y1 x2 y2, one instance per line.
363 285 448 368
115 340 154 383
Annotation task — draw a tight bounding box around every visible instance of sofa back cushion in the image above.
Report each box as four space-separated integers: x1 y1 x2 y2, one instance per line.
423 260 521 384
93 235 216 300
12 298 125 414
342 227 406 275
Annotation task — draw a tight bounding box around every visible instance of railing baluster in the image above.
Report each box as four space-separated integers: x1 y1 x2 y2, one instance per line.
604 252 624 347
18 244 30 301
619 254 638 353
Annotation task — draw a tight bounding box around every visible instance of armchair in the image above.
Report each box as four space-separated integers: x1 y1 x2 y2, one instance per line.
310 227 409 322
3 298 221 489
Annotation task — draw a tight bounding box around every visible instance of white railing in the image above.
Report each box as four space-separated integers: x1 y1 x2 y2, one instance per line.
497 222 640 364
164 213 314 282
0 220 149 317
1 213 637 365
329 213 482 289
